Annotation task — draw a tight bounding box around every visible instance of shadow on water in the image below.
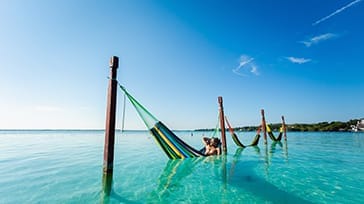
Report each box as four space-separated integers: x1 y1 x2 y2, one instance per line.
144 140 308 203
101 173 141 204
101 140 308 203
229 146 260 177
227 146 313 204
268 140 289 163
146 157 205 202
270 141 283 153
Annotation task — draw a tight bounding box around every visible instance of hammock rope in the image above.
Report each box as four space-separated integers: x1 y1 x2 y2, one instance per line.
210 112 220 138
225 116 261 148
118 84 204 159
121 93 126 133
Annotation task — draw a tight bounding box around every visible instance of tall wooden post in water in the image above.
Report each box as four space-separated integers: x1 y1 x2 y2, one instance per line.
218 96 227 153
103 56 119 175
261 109 267 145
282 116 287 141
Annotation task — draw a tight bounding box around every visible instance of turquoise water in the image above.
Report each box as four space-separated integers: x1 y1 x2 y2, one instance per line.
1 130 363 203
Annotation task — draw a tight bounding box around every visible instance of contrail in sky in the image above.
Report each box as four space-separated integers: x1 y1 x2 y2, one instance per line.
313 0 362 26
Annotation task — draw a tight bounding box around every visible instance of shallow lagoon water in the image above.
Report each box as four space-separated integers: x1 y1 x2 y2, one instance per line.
1 130 363 203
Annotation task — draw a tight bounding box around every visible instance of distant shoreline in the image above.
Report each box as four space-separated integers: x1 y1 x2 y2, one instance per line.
195 119 363 132
0 119 362 132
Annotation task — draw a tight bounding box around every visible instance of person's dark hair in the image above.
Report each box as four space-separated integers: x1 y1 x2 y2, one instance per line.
210 137 221 147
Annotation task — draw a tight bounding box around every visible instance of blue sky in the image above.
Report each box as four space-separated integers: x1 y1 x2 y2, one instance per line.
0 0 363 130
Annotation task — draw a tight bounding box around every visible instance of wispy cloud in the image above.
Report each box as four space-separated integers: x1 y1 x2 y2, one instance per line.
286 57 311 64
250 65 260 75
313 0 362 26
35 105 62 112
232 55 260 76
300 33 337 47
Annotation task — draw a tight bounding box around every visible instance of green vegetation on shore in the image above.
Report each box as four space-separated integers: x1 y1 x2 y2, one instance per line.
196 119 361 132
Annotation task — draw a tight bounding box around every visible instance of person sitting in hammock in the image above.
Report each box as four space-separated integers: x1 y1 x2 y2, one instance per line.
202 137 221 156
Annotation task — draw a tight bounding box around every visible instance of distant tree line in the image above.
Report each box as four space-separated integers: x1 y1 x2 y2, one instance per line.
195 119 361 132
287 119 360 132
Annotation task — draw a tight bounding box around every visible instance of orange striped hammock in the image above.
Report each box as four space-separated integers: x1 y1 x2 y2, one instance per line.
225 116 261 148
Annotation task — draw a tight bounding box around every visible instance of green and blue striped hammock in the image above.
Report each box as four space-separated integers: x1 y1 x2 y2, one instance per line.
266 124 283 142
225 116 261 148
119 84 205 159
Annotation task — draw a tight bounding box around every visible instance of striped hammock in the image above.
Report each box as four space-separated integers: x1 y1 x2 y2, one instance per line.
119 84 204 159
266 124 283 142
225 116 261 148
150 121 204 159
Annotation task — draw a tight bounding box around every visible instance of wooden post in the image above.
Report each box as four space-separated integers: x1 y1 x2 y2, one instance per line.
261 109 267 145
282 115 287 141
103 56 119 176
102 173 113 197
218 96 227 153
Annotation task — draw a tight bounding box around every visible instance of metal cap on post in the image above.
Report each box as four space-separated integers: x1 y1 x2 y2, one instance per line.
218 96 227 153
261 109 267 145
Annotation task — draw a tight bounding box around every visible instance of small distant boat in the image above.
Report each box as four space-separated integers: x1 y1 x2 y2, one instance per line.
351 119 364 132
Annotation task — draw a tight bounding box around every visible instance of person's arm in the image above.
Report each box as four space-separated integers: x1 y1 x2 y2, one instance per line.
216 147 221 155
202 137 210 146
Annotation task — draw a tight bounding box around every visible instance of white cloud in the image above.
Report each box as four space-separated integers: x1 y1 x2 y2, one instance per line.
300 33 337 47
286 57 312 64
35 105 62 112
232 69 248 77
238 55 254 68
250 65 260 75
313 0 362 26
232 55 259 77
